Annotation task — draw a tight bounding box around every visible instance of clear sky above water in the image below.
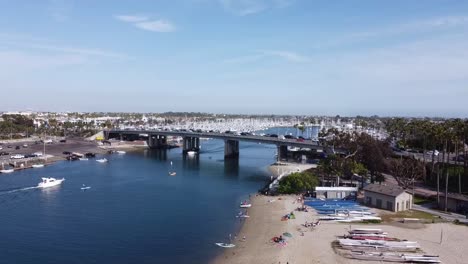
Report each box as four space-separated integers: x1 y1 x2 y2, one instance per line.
0 0 467 117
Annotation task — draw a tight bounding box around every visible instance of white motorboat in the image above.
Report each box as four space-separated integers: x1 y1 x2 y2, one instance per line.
187 151 197 156
79 158 89 161
0 169 14 173
38 177 65 188
81 184 91 190
116 151 126 154
96 158 108 163
32 164 44 168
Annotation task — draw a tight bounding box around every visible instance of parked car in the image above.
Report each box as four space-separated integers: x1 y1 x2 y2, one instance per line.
59 139 67 143
22 144 28 148
426 150 440 156
33 152 43 157
0 152 10 156
63 151 72 155
269 134 278 138
15 146 20 150
11 154 25 159
284 135 295 139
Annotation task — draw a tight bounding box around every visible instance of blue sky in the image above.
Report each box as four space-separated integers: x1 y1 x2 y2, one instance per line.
1 0 468 117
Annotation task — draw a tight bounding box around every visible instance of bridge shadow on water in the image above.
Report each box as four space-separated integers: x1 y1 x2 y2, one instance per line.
144 149 168 161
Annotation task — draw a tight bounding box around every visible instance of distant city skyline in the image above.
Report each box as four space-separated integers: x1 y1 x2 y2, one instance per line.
1 0 468 117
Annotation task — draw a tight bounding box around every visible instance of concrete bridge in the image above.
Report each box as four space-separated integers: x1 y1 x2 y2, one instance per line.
105 130 329 160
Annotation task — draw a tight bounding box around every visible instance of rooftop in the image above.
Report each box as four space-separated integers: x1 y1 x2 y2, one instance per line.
439 192 468 202
363 184 409 197
315 187 358 192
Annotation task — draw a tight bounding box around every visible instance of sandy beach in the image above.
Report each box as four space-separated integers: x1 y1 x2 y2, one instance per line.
212 194 467 264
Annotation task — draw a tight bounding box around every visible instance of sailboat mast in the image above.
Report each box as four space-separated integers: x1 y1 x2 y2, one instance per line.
43 131 47 162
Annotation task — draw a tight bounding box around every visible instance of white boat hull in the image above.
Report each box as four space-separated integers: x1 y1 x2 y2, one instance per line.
215 243 235 248
240 204 251 208
38 178 65 188
0 169 14 173
32 164 44 168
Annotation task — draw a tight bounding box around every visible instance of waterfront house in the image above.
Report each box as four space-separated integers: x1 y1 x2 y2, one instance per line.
363 184 413 212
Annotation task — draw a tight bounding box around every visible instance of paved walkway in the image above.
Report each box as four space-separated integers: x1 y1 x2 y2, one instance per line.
413 204 468 223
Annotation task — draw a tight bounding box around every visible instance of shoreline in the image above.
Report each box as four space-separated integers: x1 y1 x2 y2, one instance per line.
211 193 468 264
212 162 466 264
1 138 152 173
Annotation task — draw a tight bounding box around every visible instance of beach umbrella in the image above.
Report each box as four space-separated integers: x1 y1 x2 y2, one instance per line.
282 232 292 238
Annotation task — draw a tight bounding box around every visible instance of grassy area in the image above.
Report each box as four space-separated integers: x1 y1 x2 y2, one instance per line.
381 209 438 223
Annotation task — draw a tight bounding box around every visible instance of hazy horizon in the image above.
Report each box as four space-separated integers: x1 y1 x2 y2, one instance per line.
1 0 467 117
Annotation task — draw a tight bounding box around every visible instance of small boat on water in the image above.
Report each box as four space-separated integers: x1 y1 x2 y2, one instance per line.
96 158 108 163
215 243 235 248
81 184 91 190
32 164 44 168
236 214 250 218
168 161 176 176
216 234 235 248
240 201 251 208
187 151 197 156
0 168 14 173
116 151 126 154
79 158 89 161
38 177 65 188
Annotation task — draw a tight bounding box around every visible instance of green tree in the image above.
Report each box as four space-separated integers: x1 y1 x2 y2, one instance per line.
277 171 319 194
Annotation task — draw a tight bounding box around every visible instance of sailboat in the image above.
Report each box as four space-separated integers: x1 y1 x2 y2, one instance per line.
168 161 176 176
215 234 235 248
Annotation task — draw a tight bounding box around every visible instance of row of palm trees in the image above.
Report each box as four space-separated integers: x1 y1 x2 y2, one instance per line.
385 118 468 209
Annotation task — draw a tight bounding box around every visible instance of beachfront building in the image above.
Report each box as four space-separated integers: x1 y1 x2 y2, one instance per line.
438 193 468 215
315 186 358 199
363 184 413 212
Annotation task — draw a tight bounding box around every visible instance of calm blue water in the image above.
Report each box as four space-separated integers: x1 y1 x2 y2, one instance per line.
0 127 317 264
0 139 276 264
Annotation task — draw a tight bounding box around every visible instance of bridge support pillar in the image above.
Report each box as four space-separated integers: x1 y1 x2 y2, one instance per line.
224 140 239 159
183 137 200 153
148 135 168 149
277 145 288 161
